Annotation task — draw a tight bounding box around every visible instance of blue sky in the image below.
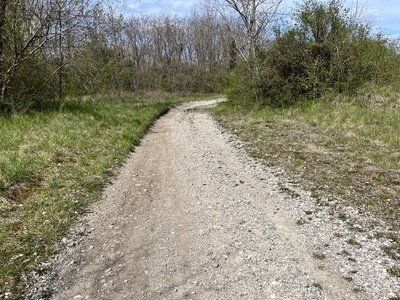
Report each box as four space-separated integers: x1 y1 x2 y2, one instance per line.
124 0 400 38
360 0 400 37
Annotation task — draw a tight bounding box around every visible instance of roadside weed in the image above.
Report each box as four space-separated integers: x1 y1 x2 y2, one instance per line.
0 93 215 297
213 92 399 244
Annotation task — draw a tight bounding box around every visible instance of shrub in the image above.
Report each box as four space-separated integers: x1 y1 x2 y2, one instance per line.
226 0 400 107
0 55 60 114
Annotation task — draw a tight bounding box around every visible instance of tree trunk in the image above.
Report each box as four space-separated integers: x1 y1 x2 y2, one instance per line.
0 0 7 105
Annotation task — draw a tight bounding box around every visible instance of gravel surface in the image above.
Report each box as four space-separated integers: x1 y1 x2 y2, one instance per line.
28 99 399 299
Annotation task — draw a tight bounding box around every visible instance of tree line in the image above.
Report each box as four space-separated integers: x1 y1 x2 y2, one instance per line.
222 0 400 107
0 0 239 112
1 0 399 113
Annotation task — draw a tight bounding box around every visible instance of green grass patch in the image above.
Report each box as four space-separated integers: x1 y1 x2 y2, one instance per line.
0 93 215 298
388 267 400 278
213 90 399 245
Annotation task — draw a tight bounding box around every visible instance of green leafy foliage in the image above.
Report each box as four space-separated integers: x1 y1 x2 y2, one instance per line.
226 0 400 107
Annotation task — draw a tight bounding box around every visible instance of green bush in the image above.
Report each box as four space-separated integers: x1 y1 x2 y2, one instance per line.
1 55 60 113
226 0 400 107
224 62 254 106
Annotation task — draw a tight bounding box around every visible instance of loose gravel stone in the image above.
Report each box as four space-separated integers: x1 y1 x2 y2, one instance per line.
27 99 399 300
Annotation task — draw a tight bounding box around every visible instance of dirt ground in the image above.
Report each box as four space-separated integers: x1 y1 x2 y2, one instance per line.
39 99 398 300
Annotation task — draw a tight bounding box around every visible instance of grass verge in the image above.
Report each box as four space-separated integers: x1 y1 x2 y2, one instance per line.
213 89 399 256
0 93 215 298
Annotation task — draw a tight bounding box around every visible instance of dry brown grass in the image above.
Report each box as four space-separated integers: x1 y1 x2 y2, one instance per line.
213 92 399 258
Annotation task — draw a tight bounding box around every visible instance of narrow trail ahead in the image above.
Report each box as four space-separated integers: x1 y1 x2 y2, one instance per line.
47 100 397 300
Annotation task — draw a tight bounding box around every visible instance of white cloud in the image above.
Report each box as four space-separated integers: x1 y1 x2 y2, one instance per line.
127 2 141 10
359 0 400 36
125 0 198 15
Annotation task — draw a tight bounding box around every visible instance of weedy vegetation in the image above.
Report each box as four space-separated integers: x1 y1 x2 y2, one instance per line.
214 0 400 264
216 1 400 244
0 93 214 297
387 267 400 278
213 90 399 253
1 0 399 296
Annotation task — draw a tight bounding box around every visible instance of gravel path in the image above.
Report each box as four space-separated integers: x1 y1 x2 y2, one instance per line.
34 99 398 299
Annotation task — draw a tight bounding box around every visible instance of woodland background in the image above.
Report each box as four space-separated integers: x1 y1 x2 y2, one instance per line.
0 0 399 113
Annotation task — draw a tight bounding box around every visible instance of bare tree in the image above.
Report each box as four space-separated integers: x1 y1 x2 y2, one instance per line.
186 8 231 91
0 0 100 106
0 0 7 103
212 0 283 65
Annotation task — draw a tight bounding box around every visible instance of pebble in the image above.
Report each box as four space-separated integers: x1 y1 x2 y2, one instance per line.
26 99 399 300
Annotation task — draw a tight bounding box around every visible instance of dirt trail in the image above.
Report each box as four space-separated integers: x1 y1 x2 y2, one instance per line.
46 99 391 299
